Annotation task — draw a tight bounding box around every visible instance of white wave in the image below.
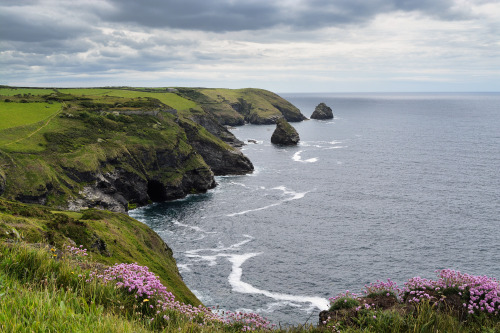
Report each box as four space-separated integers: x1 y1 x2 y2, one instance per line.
177 264 192 273
226 253 330 311
227 202 282 217
227 187 311 217
185 254 220 266
185 235 254 255
272 186 310 200
173 220 217 234
230 182 248 188
254 301 303 314
329 140 342 145
323 146 346 150
292 151 318 163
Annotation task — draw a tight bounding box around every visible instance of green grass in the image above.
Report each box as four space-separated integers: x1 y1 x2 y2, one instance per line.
90 89 199 111
0 87 56 96
0 101 61 130
57 88 118 96
0 199 200 306
1 242 498 333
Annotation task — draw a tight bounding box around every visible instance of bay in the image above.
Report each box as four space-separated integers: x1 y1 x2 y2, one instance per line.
130 92 500 325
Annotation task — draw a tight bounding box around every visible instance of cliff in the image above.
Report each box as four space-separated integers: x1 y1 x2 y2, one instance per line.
176 88 307 125
0 87 254 212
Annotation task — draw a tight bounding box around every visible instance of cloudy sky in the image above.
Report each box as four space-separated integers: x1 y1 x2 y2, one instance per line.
1 0 499 92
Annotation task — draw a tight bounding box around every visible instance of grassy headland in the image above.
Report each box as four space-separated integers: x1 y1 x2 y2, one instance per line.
0 86 498 332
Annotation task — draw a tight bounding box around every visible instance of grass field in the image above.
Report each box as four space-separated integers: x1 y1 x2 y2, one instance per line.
107 90 199 110
57 88 118 96
0 88 56 96
0 101 61 130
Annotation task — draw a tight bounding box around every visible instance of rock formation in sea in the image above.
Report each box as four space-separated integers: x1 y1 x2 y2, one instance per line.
271 118 300 145
310 102 334 120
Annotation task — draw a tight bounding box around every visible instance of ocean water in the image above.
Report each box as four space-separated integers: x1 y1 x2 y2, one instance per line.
130 93 500 326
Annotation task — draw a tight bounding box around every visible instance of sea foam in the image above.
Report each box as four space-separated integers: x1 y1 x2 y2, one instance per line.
292 151 318 163
226 253 329 311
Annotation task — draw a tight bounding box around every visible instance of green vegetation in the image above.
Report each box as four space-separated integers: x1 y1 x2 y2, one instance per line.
176 87 306 125
0 101 61 130
0 87 56 96
0 198 198 305
0 86 221 207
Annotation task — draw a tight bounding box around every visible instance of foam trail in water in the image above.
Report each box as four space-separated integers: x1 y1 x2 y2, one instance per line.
185 235 254 255
173 221 217 234
230 182 248 188
226 187 311 217
227 202 282 217
292 151 318 163
177 264 192 273
226 253 330 311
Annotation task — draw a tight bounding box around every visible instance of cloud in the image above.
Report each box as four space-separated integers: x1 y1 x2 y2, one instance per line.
101 0 478 32
0 0 499 91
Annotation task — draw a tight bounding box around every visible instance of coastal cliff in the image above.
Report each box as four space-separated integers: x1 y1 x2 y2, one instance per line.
0 87 259 212
176 88 307 125
0 86 298 320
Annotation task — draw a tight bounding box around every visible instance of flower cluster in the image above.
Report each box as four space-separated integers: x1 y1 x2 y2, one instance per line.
364 278 402 299
66 245 88 258
403 269 500 315
327 269 499 320
86 262 273 331
328 290 361 305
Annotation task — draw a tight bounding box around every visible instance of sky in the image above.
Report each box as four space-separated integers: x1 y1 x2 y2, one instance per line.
1 0 499 92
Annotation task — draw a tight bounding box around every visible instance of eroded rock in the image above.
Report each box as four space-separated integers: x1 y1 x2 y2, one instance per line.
311 102 334 120
271 118 300 145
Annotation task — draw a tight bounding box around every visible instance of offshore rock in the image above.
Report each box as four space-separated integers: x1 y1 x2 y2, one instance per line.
311 102 334 120
271 118 300 145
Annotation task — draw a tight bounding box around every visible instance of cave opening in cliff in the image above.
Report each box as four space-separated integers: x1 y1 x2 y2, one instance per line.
147 180 166 202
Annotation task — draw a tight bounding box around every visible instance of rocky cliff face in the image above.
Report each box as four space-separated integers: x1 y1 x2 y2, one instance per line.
0 111 228 212
271 118 300 145
0 168 5 197
311 102 334 120
65 147 216 213
188 112 244 147
179 118 254 175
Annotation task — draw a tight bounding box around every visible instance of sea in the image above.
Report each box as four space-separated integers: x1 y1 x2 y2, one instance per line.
129 93 500 326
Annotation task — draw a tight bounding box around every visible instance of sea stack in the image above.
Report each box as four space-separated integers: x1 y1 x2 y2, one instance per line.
310 102 334 120
271 118 300 145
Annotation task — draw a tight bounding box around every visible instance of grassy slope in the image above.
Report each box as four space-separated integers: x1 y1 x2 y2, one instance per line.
0 86 248 309
0 198 199 306
0 94 213 206
0 101 61 130
176 87 305 125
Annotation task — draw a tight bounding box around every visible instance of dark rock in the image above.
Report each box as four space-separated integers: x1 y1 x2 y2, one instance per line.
271 118 300 145
189 112 244 148
311 102 334 120
272 103 308 122
66 145 217 213
178 119 254 175
0 170 6 196
90 233 111 257
247 139 257 144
